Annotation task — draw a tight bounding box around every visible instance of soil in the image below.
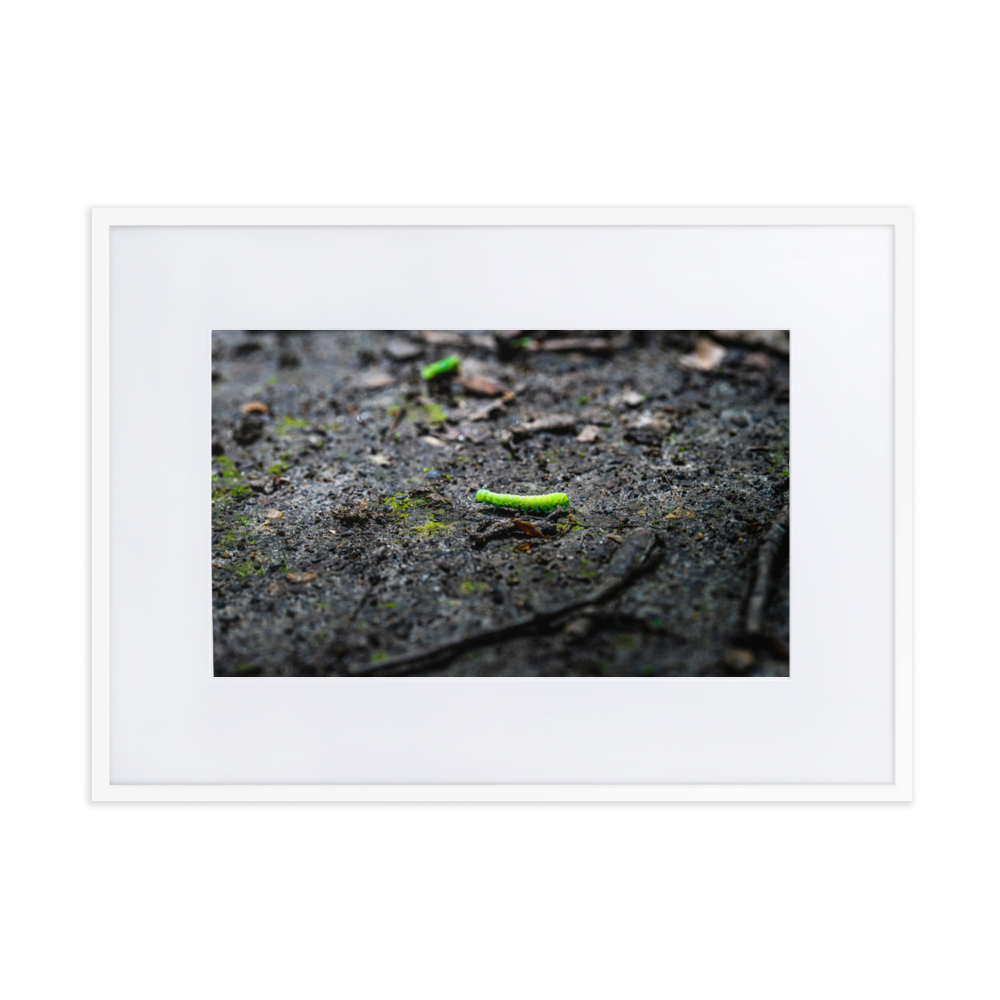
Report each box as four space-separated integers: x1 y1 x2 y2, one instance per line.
211 331 790 677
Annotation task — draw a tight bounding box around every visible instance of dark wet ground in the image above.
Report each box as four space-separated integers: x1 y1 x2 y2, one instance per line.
211 331 789 677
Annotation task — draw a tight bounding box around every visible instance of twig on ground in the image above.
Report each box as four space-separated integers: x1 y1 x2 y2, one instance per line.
385 404 405 438
348 578 378 623
745 505 789 635
351 529 659 676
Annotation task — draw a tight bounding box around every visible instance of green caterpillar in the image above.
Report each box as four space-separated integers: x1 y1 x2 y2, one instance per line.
475 489 569 512
421 354 460 380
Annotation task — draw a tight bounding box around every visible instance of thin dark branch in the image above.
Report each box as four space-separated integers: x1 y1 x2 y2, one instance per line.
350 529 659 676
745 505 789 635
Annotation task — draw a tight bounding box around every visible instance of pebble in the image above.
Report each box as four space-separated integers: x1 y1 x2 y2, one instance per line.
722 648 756 672
383 340 424 361
562 616 593 642
233 413 265 445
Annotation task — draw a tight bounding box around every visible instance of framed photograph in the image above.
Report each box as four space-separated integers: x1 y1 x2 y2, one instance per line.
92 207 911 801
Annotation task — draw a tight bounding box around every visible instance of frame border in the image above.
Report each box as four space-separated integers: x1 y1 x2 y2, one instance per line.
92 209 912 801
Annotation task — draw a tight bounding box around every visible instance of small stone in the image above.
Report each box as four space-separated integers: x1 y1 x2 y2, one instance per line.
211 439 225 456
562 616 593 642
720 409 750 427
420 330 465 346
233 413 265 446
621 390 644 408
368 454 392 466
679 335 726 371
265 509 284 519
383 340 423 361
419 435 448 448
722 648 756 673
349 371 396 390
576 424 602 443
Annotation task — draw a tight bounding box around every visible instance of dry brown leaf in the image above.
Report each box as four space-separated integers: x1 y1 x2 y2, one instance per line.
286 572 317 584
458 375 508 397
240 400 270 414
512 519 544 538
678 335 726 371
516 543 532 551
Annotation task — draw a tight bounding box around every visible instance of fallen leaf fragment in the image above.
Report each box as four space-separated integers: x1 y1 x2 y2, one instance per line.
512 519 544 538
240 400 270 414
516 543 532 551
286 572 317 584
420 330 465 346
349 371 396 390
678 335 727 371
265 509 284 519
419 435 448 448
576 424 602 443
457 375 508 397
469 399 507 421
368 454 392 466
538 337 612 354
383 340 423 361
510 414 577 439
712 330 789 355
468 334 498 351
664 507 697 519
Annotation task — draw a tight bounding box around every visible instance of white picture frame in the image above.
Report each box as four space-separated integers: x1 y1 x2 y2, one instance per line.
92 207 912 802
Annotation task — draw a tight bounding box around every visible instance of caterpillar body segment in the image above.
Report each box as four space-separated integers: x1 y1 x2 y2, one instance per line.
474 489 569 512
420 354 460 380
